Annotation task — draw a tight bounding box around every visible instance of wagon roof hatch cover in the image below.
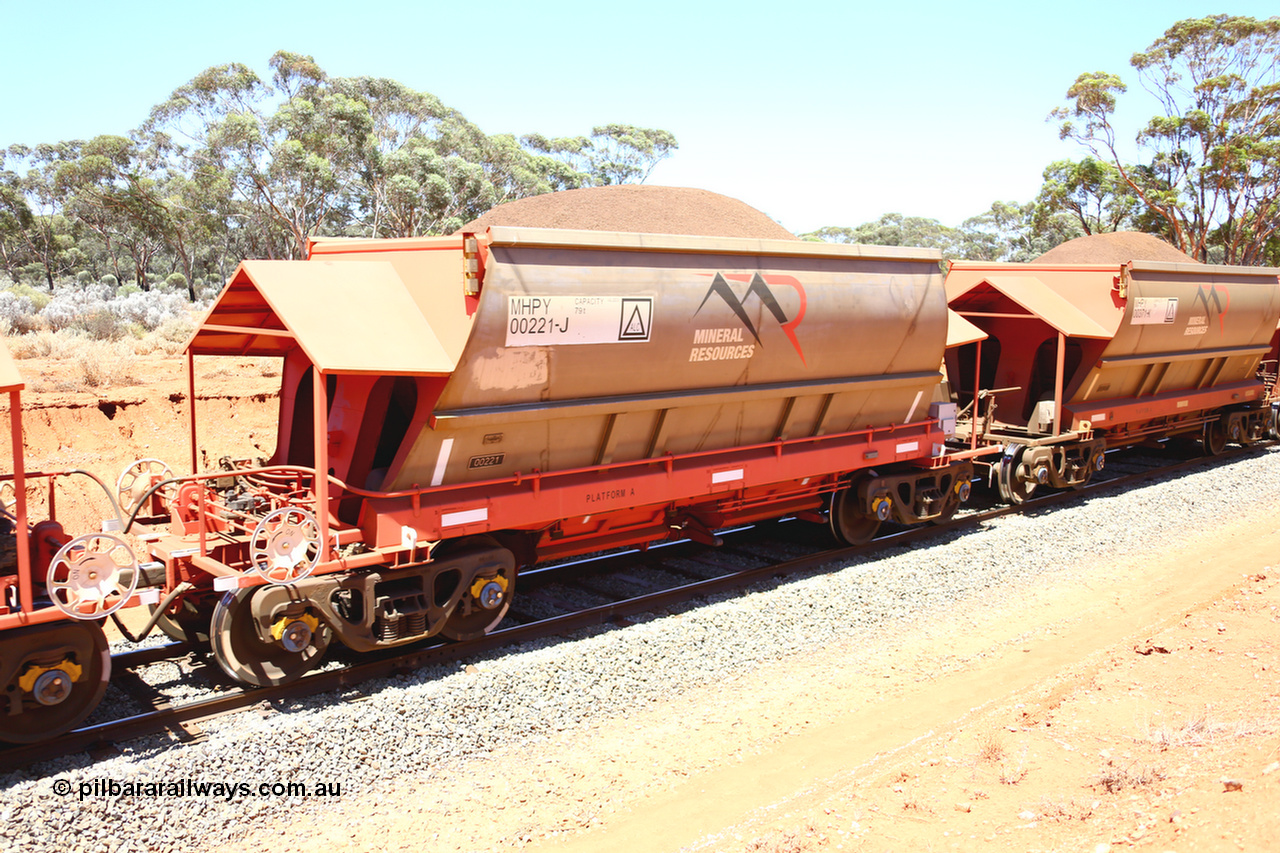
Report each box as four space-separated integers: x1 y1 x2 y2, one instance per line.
945 309 988 348
186 260 456 374
0 339 23 392
951 275 1112 339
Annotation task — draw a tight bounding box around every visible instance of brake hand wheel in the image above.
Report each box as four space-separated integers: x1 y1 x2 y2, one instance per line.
249 507 322 584
116 458 174 514
46 533 140 619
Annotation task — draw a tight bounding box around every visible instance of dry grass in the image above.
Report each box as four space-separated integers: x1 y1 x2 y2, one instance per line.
1037 797 1096 821
8 324 194 362
201 357 280 379
5 330 142 390
1148 710 1268 750
77 346 138 388
901 797 930 814
745 823 820 852
998 747 1029 785
1093 760 1167 793
977 731 1006 764
8 329 80 359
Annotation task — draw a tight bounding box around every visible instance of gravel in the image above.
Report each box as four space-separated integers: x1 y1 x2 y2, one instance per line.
4 447 1279 852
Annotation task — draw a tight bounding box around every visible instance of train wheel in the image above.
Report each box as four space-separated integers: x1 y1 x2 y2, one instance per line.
209 588 329 687
0 621 111 744
1201 419 1227 456
438 569 515 642
997 451 1038 505
828 488 880 546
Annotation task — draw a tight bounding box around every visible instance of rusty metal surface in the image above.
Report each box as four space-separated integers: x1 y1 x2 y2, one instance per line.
948 274 1111 339
397 233 948 489
307 234 476 363
947 262 1124 338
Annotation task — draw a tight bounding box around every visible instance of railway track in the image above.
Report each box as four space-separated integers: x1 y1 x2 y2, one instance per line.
1 441 1264 774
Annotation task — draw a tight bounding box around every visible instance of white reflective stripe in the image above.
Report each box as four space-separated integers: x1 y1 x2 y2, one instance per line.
135 588 161 605
905 390 923 423
431 438 454 487
214 575 249 591
1176 400 1189 409
895 441 919 453
711 468 744 484
441 507 488 527
1092 412 1108 422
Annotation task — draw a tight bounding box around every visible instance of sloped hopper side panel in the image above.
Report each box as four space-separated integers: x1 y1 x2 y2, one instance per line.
392 243 948 488
1072 265 1280 407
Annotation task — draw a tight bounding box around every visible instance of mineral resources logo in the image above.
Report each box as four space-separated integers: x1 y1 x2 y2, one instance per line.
690 273 807 364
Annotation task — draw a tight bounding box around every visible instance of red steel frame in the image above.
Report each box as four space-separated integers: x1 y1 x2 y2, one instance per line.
1067 380 1262 432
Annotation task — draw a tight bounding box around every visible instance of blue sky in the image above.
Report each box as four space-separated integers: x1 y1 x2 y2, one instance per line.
2 2 1274 234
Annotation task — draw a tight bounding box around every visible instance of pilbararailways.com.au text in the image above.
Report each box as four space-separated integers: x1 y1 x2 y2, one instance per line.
52 777 343 801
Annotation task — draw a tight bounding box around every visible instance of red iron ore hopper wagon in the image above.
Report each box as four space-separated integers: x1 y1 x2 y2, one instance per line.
111 227 986 693
946 259 1280 503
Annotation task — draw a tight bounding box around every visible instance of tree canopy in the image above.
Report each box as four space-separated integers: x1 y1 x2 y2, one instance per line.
7 18 1279 297
1052 14 1280 265
1 51 679 291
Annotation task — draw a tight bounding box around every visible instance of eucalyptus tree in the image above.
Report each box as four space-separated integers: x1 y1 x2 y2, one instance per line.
146 54 645 251
51 134 173 289
147 51 371 260
4 143 85 289
520 125 679 187
586 124 678 185
802 214 962 254
1032 158 1141 236
805 206 1081 263
0 153 35 283
1053 14 1280 264
959 201 1084 262
335 76 584 237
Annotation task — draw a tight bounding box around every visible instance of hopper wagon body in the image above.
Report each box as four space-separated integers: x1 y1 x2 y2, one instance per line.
946 259 1280 500
124 227 982 687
